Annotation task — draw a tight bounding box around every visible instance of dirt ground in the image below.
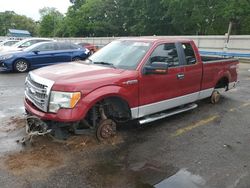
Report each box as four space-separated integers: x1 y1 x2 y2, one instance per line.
0 63 250 188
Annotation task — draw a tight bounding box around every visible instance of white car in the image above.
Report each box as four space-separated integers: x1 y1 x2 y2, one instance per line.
0 38 53 52
0 39 19 47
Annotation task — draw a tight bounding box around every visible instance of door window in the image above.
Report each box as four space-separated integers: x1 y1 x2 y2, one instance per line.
36 43 56 51
149 43 179 67
181 43 197 65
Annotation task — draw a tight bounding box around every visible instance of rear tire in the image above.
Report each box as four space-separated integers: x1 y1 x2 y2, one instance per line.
72 57 81 61
14 59 29 73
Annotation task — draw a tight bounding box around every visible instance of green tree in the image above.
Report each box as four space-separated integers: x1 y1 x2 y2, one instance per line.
0 11 38 36
221 0 250 34
39 7 64 37
58 0 250 36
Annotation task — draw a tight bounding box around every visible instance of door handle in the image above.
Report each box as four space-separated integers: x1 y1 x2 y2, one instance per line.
177 73 185 80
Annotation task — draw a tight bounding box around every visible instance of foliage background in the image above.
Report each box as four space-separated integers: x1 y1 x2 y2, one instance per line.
0 0 249 37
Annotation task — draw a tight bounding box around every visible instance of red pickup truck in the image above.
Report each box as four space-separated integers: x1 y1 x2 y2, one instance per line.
24 38 238 141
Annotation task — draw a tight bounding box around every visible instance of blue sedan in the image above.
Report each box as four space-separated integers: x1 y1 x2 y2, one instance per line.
0 41 90 72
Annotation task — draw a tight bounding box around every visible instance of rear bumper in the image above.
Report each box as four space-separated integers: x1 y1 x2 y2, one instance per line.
24 98 88 122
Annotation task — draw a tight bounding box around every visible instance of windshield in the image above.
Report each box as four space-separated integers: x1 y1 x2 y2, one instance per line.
88 40 151 70
12 40 27 47
23 42 43 52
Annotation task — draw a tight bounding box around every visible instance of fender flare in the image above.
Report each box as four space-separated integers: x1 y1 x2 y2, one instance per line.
77 85 133 119
213 70 231 88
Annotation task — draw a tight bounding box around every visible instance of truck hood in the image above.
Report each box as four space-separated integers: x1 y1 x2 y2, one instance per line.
32 62 127 91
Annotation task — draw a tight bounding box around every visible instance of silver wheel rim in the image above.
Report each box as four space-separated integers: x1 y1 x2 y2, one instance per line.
16 61 28 72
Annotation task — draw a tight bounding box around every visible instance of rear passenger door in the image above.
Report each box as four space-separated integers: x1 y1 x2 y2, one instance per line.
54 43 75 62
178 42 203 96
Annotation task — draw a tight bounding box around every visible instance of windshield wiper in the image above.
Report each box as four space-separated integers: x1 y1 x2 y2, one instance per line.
93 61 116 68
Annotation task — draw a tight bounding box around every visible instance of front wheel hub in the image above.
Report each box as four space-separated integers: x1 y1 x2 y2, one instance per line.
96 119 116 141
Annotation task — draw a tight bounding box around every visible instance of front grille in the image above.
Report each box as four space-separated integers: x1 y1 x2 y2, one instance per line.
25 72 54 112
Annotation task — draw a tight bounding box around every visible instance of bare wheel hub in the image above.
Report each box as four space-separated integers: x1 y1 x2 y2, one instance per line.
96 119 116 141
211 90 221 104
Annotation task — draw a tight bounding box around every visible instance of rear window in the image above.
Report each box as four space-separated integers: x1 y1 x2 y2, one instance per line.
182 43 197 65
36 43 56 51
58 43 80 50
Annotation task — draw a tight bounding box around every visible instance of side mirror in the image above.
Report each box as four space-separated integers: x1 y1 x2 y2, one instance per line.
143 62 169 75
33 50 40 54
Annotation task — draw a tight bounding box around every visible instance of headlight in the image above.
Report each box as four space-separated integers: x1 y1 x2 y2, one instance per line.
0 54 13 60
49 91 81 113
84 48 90 55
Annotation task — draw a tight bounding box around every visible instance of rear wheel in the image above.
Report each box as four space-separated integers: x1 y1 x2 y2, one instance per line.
211 90 221 104
72 57 81 61
90 50 94 55
14 59 29 73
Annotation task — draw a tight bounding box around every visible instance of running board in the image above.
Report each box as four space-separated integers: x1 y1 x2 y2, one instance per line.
139 103 198 124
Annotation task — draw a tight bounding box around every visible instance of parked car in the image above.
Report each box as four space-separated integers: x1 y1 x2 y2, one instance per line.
0 38 53 52
0 39 19 46
0 41 90 72
24 38 238 141
77 42 97 54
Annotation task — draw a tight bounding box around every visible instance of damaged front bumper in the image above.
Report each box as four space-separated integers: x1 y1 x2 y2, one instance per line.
20 115 52 144
22 114 93 144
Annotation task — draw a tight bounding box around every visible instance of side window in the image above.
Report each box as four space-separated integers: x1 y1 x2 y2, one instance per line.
182 43 197 65
149 43 179 67
58 43 71 50
36 43 55 51
70 43 80 49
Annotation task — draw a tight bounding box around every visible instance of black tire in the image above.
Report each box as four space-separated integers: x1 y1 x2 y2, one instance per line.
72 57 81 61
14 59 29 73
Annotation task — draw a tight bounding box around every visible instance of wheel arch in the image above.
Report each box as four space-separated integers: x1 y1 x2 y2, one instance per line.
72 56 81 61
79 86 135 123
85 94 132 119
215 76 229 90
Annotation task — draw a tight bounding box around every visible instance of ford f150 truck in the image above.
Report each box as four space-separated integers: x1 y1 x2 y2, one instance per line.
24 38 238 141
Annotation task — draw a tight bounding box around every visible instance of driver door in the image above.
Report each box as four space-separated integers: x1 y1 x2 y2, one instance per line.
138 43 185 117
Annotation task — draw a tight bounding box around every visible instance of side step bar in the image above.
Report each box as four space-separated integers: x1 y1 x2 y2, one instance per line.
139 103 198 124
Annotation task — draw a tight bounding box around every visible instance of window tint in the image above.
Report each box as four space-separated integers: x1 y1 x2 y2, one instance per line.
70 43 81 49
182 43 197 65
37 40 50 43
78 42 89 46
4 41 16 46
36 43 56 51
57 43 74 50
149 43 179 67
